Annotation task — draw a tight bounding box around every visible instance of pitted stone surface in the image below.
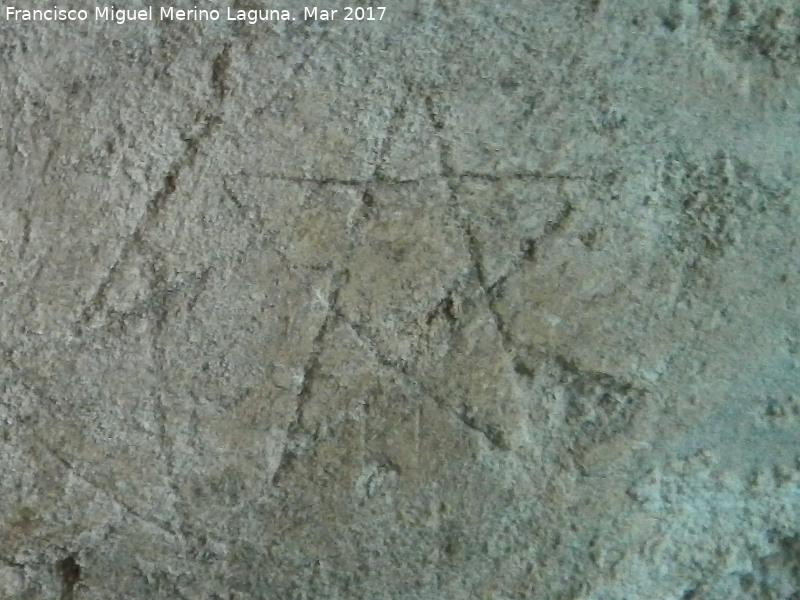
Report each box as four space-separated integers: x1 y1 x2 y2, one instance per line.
1 1 799 598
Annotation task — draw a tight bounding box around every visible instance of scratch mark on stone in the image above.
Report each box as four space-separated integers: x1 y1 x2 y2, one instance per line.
460 171 585 183
221 177 245 211
455 404 510 451
452 195 577 329
41 143 57 178
36 437 182 542
424 93 455 178
272 269 349 485
252 28 332 117
373 82 410 181
340 316 514 454
77 112 222 331
543 200 575 235
58 555 81 600
210 43 232 102
186 266 214 313
0 554 24 569
238 170 586 191
415 403 422 470
463 223 515 353
19 207 31 260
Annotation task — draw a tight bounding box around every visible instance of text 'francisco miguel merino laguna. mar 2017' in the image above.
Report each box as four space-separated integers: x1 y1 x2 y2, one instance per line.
4 6 387 24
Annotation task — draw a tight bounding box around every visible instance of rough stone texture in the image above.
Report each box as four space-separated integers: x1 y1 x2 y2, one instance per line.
1 1 799 598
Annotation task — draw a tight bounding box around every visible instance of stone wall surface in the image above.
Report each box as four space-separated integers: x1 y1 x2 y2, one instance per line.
1 1 799 598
